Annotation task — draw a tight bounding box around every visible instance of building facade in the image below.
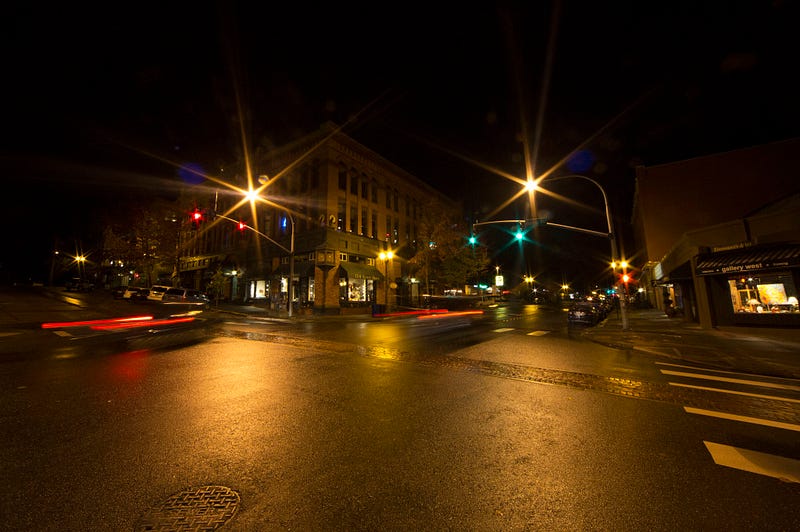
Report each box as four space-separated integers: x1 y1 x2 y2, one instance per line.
177 123 460 314
632 138 800 328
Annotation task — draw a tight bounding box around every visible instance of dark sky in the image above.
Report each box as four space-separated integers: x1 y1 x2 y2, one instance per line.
4 1 799 285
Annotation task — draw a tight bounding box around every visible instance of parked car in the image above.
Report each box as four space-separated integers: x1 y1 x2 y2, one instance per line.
65 277 94 292
112 286 129 299
147 285 172 302
161 287 210 308
122 287 143 300
568 301 600 326
131 288 150 302
584 297 610 320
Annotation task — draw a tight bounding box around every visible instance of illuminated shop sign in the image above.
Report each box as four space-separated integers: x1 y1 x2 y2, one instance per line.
696 245 800 275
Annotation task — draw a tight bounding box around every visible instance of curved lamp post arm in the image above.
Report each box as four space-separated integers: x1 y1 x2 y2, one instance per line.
535 174 628 330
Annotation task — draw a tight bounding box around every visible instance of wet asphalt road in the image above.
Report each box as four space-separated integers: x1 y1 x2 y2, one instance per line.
1 289 799 530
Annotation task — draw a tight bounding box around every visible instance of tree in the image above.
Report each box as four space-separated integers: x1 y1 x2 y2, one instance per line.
101 197 181 286
206 267 226 306
409 201 489 294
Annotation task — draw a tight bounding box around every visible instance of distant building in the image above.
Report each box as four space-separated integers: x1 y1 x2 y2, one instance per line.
177 123 460 314
632 138 800 328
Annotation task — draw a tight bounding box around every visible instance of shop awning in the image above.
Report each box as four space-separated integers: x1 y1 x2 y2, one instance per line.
338 262 384 281
695 244 800 275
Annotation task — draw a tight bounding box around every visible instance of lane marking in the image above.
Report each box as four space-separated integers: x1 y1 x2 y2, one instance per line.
704 441 800 483
669 382 800 403
661 370 800 392
684 407 800 432
492 328 514 333
527 330 550 336
657 361 800 382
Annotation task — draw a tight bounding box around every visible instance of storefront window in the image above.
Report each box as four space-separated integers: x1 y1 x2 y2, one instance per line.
250 280 268 300
339 277 375 305
727 272 799 314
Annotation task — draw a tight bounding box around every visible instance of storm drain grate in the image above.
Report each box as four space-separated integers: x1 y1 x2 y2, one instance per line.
135 485 240 531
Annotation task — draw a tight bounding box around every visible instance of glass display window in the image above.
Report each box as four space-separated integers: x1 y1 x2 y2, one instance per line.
338 277 375 304
727 272 798 314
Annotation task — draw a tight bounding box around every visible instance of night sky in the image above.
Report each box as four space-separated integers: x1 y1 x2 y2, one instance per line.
4 1 799 286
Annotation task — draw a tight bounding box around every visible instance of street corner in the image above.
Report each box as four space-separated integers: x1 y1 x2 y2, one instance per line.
573 327 636 351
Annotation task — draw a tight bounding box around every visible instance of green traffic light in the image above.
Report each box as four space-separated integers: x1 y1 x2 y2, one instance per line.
468 235 477 245
515 230 523 240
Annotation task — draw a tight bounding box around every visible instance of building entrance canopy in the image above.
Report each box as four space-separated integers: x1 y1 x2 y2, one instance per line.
338 262 384 281
696 244 800 275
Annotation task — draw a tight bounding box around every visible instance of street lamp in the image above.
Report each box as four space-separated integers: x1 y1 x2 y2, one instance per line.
243 177 295 318
530 175 629 330
379 250 393 311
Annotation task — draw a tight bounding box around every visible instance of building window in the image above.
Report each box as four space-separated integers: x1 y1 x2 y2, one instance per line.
361 179 368 199
361 207 368 235
350 205 357 232
371 212 377 239
350 173 358 195
371 181 378 203
727 272 799 314
393 191 399 212
338 167 347 190
386 187 392 209
337 198 346 231
339 277 375 304
386 215 392 240
340 253 348 262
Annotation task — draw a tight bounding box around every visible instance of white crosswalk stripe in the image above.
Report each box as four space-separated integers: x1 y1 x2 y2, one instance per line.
684 406 800 432
657 361 800 483
669 382 800 403
704 441 800 483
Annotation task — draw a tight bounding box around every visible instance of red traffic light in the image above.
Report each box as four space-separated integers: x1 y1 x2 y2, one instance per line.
190 209 203 229
237 221 246 231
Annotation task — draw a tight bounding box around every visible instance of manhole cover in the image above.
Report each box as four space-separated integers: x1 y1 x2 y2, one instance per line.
135 485 240 531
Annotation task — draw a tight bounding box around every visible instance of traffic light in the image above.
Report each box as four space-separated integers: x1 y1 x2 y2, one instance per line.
237 220 246 231
515 227 524 240
622 273 630 284
190 209 203 230
468 234 477 246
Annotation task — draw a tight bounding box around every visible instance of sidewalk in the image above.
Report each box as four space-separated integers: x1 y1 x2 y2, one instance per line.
580 307 800 379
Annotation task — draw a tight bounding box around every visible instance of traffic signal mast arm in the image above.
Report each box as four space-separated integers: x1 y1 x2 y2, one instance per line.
537 221 610 239
214 212 291 253
472 218 610 239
